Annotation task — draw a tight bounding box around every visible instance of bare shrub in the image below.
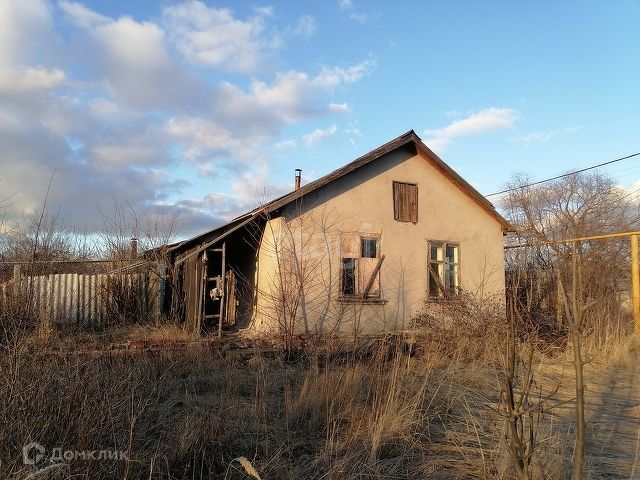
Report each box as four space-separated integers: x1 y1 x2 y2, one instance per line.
409 292 507 362
100 273 156 328
502 171 639 344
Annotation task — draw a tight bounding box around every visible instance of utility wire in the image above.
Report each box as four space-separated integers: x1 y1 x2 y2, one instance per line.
486 151 640 197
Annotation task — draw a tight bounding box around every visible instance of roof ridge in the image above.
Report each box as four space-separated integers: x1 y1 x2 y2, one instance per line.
173 129 511 250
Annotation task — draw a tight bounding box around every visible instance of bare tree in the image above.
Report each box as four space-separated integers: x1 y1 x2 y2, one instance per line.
503 171 639 337
248 205 348 354
502 171 640 479
96 197 180 327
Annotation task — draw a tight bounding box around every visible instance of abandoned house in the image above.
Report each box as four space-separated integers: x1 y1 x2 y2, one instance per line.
165 130 511 335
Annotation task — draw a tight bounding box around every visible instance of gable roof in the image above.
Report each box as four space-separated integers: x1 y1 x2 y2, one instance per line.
171 130 512 256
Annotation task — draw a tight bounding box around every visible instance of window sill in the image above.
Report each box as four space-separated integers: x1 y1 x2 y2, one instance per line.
337 296 388 305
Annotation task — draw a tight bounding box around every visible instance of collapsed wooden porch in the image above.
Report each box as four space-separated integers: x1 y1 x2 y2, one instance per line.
169 214 264 336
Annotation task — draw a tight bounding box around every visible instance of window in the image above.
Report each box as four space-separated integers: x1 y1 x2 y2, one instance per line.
341 258 357 295
341 233 381 298
428 242 459 298
393 181 418 223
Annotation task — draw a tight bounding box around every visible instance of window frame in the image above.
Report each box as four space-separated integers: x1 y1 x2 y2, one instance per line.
340 233 383 301
392 181 418 223
427 241 460 299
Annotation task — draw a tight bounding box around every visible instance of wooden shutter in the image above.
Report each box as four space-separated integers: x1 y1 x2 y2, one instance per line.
393 182 403 221
393 182 418 223
408 184 418 222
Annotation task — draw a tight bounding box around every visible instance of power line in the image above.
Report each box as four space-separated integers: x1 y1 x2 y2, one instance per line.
486 151 640 198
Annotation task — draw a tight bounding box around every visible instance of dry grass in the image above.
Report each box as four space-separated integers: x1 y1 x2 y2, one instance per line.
585 332 640 371
1 313 639 479
23 322 198 351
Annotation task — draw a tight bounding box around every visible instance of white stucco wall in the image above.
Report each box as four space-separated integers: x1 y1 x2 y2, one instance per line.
251 147 506 334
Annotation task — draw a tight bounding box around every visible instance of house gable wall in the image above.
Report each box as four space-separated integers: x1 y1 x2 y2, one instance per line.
252 147 505 334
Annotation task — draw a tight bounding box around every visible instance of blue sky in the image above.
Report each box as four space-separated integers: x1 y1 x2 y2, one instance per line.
1 0 638 238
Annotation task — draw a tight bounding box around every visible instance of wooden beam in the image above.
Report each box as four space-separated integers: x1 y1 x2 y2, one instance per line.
362 255 385 298
175 214 259 267
218 241 226 339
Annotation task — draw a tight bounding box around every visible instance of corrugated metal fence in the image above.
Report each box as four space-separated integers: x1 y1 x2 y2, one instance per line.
0 272 156 328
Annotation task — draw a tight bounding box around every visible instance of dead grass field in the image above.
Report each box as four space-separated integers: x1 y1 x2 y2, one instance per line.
1 327 639 479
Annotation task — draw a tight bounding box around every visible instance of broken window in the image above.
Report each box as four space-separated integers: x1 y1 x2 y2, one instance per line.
361 238 378 258
341 258 357 295
428 242 459 298
393 181 418 223
341 233 381 298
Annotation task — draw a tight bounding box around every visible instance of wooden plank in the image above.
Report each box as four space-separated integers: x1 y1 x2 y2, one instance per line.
218 242 226 338
184 254 203 334
409 184 418 222
198 255 206 332
225 270 236 326
393 182 418 223
361 255 385 298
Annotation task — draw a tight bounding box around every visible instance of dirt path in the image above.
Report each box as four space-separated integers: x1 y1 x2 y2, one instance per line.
540 362 640 478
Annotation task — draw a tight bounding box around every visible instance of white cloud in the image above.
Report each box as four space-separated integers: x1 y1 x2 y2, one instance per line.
315 58 376 86
348 12 380 24
0 66 66 93
162 1 277 72
274 139 297 150
165 117 235 155
59 1 108 28
337 0 379 24
328 102 349 113
344 121 362 148
424 107 517 152
513 126 580 146
181 168 291 222
61 1 198 108
87 98 141 124
292 15 317 37
0 0 56 67
214 58 374 125
90 145 162 167
303 125 337 148
254 6 274 18
0 2 374 235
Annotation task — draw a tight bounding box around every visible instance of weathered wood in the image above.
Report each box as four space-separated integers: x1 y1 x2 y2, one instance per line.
393 182 418 223
409 183 418 222
218 242 226 338
362 255 385 298
225 269 236 326
175 215 258 267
